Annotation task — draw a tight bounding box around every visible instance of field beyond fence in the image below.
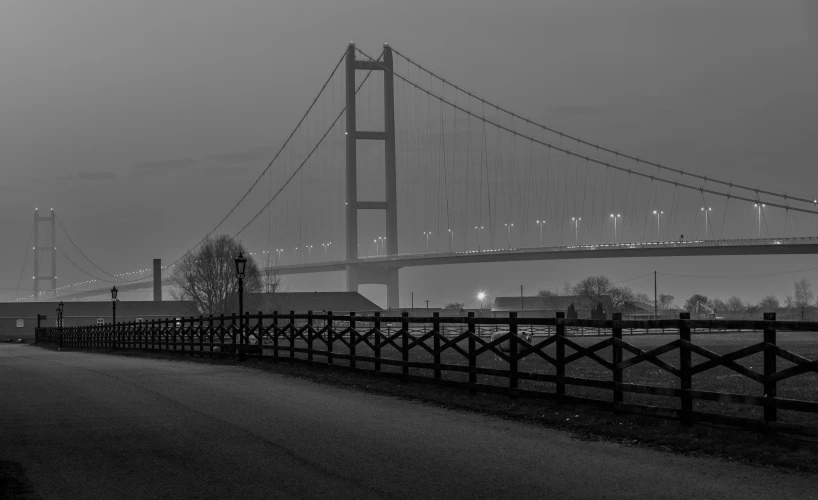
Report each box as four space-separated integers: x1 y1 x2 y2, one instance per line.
36 311 818 437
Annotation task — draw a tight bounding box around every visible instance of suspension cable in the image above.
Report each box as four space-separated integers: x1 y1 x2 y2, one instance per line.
354 47 818 217
388 46 817 207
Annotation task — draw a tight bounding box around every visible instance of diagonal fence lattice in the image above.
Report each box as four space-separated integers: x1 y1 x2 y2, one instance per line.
37 312 818 436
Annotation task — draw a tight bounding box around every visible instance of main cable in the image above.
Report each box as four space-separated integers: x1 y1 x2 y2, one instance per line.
354 47 818 217
389 46 817 207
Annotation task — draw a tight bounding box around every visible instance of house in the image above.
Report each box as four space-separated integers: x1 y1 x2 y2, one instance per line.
0 301 198 340
492 295 613 319
621 301 686 320
243 292 381 315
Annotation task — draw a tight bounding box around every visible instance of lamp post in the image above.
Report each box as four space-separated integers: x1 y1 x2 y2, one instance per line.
504 223 514 249
57 301 64 329
753 203 765 238
423 231 431 250
448 229 454 251
111 286 117 349
474 226 484 251
701 207 712 239
610 214 621 243
477 291 487 336
535 220 546 245
652 210 664 241
235 252 247 361
572 217 581 245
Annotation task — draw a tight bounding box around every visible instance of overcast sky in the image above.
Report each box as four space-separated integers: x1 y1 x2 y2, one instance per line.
1 0 816 307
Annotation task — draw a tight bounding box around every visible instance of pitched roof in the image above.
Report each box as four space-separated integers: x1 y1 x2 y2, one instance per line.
492 295 610 311
623 301 653 312
0 301 197 319
244 292 381 313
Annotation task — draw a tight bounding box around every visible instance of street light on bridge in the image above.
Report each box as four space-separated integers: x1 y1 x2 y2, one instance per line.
535 220 546 245
652 210 664 241
423 231 432 250
571 217 581 245
447 229 454 251
474 226 484 251
701 207 712 239
610 214 621 243
753 203 765 238
504 223 514 249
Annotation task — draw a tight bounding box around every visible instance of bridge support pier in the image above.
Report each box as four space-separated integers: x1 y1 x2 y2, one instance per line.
346 264 401 311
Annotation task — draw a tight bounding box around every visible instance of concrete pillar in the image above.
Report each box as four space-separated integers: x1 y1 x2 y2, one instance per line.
386 268 399 310
153 259 162 302
345 43 358 271
383 45 398 258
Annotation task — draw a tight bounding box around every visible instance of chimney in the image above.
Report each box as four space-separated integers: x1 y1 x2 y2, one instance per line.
153 259 162 302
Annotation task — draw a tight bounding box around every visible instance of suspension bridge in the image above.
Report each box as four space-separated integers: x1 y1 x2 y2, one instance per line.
8 43 818 308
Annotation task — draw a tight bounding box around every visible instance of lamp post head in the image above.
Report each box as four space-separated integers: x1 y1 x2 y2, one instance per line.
111 286 118 301
477 292 486 301
235 252 247 279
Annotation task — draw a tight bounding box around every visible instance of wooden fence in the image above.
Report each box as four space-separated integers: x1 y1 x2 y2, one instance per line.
36 311 818 437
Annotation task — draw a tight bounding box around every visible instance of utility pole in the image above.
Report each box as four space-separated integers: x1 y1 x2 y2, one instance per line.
425 300 429 311
521 285 524 318
654 271 658 320
411 292 414 309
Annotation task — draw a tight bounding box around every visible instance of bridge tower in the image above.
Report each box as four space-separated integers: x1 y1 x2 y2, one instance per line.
33 208 57 300
345 43 400 309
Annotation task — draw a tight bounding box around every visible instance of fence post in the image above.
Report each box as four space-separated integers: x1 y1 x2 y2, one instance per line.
327 311 334 366
509 312 519 396
402 312 410 380
256 311 263 355
612 312 623 405
307 311 314 362
679 312 692 425
372 312 380 374
556 312 565 398
272 311 279 360
763 312 777 423
433 312 441 380
349 312 357 369
467 312 476 394
289 311 295 359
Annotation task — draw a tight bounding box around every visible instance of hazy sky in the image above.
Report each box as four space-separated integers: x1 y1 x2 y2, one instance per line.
1 0 817 308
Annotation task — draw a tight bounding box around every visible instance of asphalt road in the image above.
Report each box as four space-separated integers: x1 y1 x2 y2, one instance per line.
2 345 816 500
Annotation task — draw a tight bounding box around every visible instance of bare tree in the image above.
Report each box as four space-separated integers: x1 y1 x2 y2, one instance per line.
795 278 814 308
784 295 794 314
537 289 557 297
758 295 780 310
169 235 263 315
726 296 745 316
444 302 465 311
684 294 708 311
572 276 611 308
255 254 283 312
572 276 633 311
633 292 652 305
658 293 674 310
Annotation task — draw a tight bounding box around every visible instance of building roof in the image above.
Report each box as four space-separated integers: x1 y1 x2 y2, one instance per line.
623 301 653 312
244 292 381 313
492 295 610 312
0 301 197 319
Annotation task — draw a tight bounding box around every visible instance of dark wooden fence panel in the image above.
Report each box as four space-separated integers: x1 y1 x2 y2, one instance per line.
35 310 818 437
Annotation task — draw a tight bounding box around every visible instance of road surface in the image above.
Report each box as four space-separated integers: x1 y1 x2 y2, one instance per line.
1 344 815 499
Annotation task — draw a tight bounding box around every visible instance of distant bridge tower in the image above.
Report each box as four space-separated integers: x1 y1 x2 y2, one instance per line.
33 208 57 300
345 43 401 309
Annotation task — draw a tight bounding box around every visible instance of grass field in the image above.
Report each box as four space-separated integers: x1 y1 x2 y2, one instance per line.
260 328 818 428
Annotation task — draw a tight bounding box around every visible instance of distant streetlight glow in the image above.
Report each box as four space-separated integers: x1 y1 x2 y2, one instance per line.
610 214 621 243
652 210 664 241
753 203 765 238
701 207 712 239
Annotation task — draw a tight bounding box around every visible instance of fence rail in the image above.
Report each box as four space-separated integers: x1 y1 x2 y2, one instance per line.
36 311 818 437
